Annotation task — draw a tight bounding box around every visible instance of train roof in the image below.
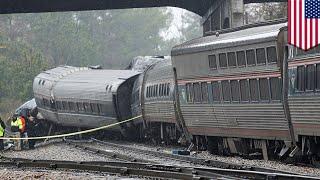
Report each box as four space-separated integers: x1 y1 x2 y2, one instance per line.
127 56 170 72
34 66 140 101
171 22 287 56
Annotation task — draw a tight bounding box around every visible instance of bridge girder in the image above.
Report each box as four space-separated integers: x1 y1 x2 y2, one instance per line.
0 0 286 15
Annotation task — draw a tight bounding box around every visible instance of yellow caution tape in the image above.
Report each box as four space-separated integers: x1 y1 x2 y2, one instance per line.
0 115 142 140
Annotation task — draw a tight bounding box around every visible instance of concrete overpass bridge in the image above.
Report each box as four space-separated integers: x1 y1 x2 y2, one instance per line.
0 0 287 32
0 0 286 15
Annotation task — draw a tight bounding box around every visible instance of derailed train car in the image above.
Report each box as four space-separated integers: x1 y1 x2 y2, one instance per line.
32 20 320 161
131 58 183 142
33 66 139 135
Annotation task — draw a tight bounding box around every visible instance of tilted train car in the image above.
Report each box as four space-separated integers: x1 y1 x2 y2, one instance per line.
288 44 320 157
131 58 183 142
171 21 291 159
33 66 139 135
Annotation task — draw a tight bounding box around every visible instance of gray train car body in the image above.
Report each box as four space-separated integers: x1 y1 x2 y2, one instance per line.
131 58 180 141
143 59 176 124
131 56 173 124
288 45 320 139
171 22 292 156
33 66 139 131
172 23 289 140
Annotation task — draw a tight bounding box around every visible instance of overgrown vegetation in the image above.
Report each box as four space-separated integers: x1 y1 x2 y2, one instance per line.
0 8 201 117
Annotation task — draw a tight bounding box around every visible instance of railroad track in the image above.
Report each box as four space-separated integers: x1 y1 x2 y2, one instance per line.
0 156 237 179
88 139 300 174
0 155 318 179
63 138 319 179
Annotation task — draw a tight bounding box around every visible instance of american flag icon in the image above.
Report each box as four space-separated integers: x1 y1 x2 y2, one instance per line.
288 0 320 50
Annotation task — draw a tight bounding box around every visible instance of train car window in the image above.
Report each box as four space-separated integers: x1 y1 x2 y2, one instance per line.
162 84 166 97
186 83 193 103
237 51 246 67
249 79 259 102
201 82 209 103
77 102 84 112
227 52 237 68
149 86 152 97
267 47 277 63
317 64 320 90
159 84 163 97
246 50 256 66
211 82 221 103
306 65 315 91
68 102 76 111
230 80 240 102
42 80 45 85
259 78 270 101
208 55 217 69
62 101 69 111
219 53 228 68
146 87 149 98
193 83 201 103
91 103 99 114
270 78 281 100
297 66 306 91
256 48 266 65
221 80 231 102
156 84 159 97
151 86 153 97
38 80 42 85
239 80 250 102
83 102 91 112
166 83 170 96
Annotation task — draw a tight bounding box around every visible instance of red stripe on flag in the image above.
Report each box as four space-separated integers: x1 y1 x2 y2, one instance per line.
288 0 291 44
310 19 313 50
316 19 319 46
299 0 303 49
293 1 301 45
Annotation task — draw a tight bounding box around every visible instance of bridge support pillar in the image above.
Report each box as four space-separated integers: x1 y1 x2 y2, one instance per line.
202 0 245 34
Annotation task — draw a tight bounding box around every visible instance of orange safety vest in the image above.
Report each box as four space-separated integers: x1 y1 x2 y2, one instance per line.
16 117 26 133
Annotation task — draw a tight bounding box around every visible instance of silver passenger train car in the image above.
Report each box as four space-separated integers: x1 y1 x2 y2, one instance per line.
32 20 320 161
33 66 139 133
172 20 320 160
131 58 181 142
172 21 291 158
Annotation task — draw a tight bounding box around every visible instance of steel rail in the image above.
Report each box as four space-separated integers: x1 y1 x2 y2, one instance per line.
0 156 234 180
88 138 313 177
1 156 318 179
67 142 151 163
